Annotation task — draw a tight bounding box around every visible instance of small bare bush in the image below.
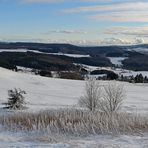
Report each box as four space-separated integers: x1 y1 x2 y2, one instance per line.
78 78 101 112
100 82 125 115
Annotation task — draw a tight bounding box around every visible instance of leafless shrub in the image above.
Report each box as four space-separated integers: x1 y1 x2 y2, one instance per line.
100 82 125 115
78 78 102 112
79 79 125 115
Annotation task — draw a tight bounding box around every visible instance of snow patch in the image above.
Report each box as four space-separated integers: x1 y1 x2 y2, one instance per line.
108 57 127 66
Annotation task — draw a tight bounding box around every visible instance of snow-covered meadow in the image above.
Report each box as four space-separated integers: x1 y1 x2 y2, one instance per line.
0 67 148 147
0 131 147 148
108 57 127 66
80 63 148 78
0 67 148 113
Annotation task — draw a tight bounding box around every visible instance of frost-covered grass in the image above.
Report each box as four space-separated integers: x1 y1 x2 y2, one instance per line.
1 109 148 136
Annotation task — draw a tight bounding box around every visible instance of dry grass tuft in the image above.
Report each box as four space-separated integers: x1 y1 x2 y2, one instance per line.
0 109 148 136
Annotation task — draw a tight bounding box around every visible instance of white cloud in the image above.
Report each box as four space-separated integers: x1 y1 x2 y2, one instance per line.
105 26 148 37
64 2 148 13
135 38 145 44
46 38 141 46
1 36 145 45
88 11 148 22
19 0 148 23
63 1 148 22
100 38 132 45
47 29 87 34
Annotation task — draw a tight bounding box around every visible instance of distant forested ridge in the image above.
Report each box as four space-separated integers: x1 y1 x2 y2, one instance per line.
0 42 148 71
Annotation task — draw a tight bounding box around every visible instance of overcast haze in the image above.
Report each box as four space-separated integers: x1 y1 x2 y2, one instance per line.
0 0 148 45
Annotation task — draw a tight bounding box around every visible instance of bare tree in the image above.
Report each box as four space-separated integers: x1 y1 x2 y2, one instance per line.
78 78 102 112
4 88 27 110
100 82 125 114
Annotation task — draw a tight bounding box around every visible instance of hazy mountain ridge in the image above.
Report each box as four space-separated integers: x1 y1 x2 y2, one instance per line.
0 42 147 55
0 42 148 71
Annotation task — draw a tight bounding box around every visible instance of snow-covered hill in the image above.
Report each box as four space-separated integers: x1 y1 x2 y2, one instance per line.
0 67 85 111
0 67 148 113
0 67 148 147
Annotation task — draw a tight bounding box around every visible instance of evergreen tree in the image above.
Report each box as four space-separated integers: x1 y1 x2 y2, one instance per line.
4 88 26 110
107 72 118 80
135 74 144 83
144 76 148 83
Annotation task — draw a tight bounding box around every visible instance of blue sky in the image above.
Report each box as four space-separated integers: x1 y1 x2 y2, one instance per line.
0 0 148 45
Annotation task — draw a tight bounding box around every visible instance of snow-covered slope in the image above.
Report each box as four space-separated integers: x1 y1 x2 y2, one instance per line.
108 57 127 66
0 67 84 111
0 67 148 147
0 67 148 113
127 47 148 52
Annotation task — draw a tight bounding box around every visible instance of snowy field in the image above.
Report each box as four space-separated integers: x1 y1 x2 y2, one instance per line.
108 57 127 66
0 67 148 113
80 64 148 77
127 47 148 53
0 67 148 147
0 131 147 148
